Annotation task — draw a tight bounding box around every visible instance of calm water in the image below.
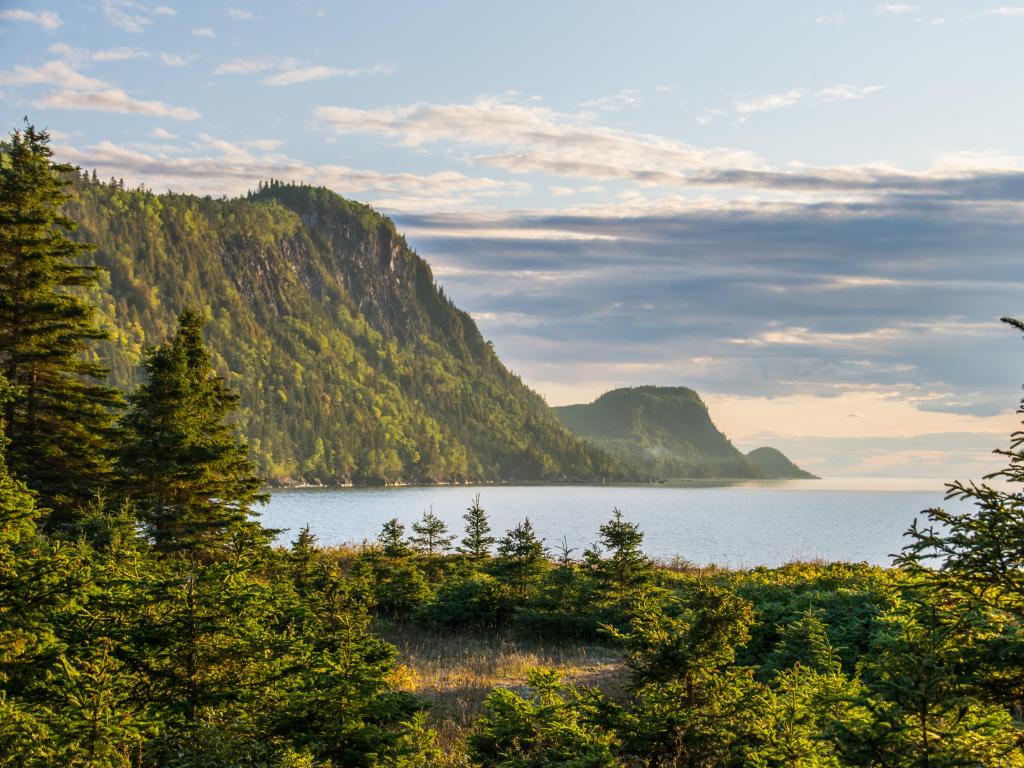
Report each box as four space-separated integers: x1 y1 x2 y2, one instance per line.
262 478 969 568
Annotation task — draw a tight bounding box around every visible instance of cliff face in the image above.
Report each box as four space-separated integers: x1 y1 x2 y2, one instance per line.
67 179 623 485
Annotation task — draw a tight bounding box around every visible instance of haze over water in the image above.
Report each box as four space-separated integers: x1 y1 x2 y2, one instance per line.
264 479 971 568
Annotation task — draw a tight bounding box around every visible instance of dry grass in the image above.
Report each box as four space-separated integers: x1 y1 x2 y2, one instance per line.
375 621 627 765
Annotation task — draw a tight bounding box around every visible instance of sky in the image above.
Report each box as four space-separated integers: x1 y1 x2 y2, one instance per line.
3 0 1024 480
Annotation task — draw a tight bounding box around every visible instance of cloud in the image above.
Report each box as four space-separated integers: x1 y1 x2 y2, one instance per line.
0 59 199 120
226 7 254 20
102 0 152 32
816 84 885 101
154 5 175 15
93 46 151 62
579 89 644 112
53 136 529 207
0 9 61 29
149 127 178 139
264 65 352 86
36 89 200 120
315 96 1013 200
315 97 765 184
215 57 394 85
980 5 1024 15
214 56 287 75
160 52 198 67
48 43 151 63
192 27 216 38
734 90 805 113
0 60 109 91
877 3 920 13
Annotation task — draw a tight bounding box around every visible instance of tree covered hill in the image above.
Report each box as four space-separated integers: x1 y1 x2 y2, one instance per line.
66 177 623 485
555 385 814 479
746 446 818 479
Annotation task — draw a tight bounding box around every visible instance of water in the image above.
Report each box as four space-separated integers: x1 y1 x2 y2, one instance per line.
262 478 969 568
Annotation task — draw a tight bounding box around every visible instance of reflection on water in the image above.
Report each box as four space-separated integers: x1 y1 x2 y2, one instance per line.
262 479 970 568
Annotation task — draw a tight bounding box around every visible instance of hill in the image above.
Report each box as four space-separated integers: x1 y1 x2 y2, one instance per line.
554 386 814 479
745 446 818 479
66 177 625 485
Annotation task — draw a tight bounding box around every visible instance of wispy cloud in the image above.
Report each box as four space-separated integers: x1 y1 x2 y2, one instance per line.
0 59 199 120
734 89 804 114
48 43 150 63
160 52 199 67
0 8 61 29
877 3 920 13
979 5 1024 15
579 89 644 112
264 65 356 86
102 0 153 32
226 7 254 20
725 84 884 118
36 89 200 120
214 56 285 75
53 136 530 208
191 27 216 38
216 56 394 86
315 97 765 184
817 84 885 101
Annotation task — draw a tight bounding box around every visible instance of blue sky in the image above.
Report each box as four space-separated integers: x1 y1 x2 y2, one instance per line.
3 0 1024 479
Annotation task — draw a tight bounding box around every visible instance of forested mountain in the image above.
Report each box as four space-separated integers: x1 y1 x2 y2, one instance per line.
746 446 818 479
555 386 812 479
65 176 623 485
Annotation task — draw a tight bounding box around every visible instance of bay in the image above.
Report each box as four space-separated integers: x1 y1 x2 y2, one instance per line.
262 478 968 568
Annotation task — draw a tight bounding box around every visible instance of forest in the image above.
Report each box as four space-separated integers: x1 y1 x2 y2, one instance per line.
2 123 1024 766
61 164 624 486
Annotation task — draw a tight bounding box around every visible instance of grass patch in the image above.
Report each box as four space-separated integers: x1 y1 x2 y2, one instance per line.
375 621 626 764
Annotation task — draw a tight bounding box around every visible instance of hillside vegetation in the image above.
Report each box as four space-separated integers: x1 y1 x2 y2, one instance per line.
3 123 1024 768
66 177 623 485
746 445 818 479
555 386 813 479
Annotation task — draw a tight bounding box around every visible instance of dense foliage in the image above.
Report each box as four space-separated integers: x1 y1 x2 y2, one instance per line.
554 386 814 479
1 124 1023 766
63 173 623 486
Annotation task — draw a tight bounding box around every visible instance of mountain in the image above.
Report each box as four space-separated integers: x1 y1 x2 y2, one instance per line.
66 177 625 485
745 447 818 479
554 386 814 480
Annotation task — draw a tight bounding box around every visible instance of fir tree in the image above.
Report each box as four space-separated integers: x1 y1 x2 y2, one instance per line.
584 508 652 595
379 517 412 558
117 309 269 559
494 517 548 601
459 494 495 561
409 508 454 556
0 123 120 528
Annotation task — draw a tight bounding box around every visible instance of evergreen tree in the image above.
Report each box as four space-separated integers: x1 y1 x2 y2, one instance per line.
494 517 548 601
379 517 412 559
117 309 269 559
409 508 454 556
584 508 652 596
0 123 120 528
458 494 495 561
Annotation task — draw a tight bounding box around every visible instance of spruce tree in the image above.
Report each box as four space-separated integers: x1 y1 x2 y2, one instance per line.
378 517 411 558
459 494 495 561
0 123 120 527
494 517 548 601
118 309 269 559
409 508 454 556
